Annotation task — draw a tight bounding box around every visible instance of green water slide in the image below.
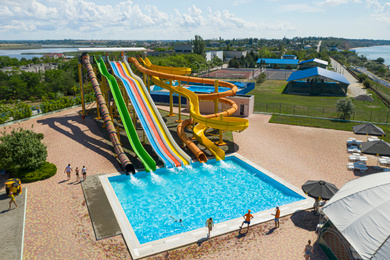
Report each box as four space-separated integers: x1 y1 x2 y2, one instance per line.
95 56 156 172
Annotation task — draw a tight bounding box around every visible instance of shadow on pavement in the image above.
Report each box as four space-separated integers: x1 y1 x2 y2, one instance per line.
236 228 248 239
196 237 208 246
37 114 121 171
290 210 318 232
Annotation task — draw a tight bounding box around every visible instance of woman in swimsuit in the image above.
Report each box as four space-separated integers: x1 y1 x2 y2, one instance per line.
304 240 313 259
205 218 214 238
75 167 80 182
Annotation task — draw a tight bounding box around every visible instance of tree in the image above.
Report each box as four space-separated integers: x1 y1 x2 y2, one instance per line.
256 73 266 84
336 98 355 120
193 35 205 57
357 73 368 83
363 79 371 88
376 57 385 64
0 127 47 172
228 57 240 68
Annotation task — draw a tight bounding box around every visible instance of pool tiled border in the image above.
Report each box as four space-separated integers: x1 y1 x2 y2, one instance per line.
99 153 314 259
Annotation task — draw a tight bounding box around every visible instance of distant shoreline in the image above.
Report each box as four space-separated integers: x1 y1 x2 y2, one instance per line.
350 45 390 51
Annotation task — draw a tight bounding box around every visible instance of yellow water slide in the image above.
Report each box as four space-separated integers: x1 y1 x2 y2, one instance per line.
142 57 191 76
130 57 249 161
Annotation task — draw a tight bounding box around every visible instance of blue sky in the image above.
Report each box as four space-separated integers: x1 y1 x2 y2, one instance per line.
1 0 390 40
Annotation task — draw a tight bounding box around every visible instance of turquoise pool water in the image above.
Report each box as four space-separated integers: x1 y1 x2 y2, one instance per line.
108 156 304 244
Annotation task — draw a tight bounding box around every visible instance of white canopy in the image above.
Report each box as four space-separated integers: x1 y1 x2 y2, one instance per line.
322 172 390 260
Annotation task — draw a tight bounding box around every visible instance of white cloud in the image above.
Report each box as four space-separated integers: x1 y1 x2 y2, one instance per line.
322 0 361 6
0 0 298 39
0 6 13 17
366 0 390 24
281 4 323 13
172 5 204 27
233 0 254 6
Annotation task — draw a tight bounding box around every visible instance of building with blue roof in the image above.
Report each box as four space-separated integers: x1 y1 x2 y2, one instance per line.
256 58 299 69
298 58 328 70
286 67 349 96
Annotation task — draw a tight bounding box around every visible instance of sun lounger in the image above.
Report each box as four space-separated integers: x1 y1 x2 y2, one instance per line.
378 158 390 166
347 147 361 154
349 156 367 162
347 160 366 169
368 137 380 142
347 163 368 172
347 140 362 146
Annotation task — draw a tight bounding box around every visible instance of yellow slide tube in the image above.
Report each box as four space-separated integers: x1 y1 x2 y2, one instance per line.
130 57 249 161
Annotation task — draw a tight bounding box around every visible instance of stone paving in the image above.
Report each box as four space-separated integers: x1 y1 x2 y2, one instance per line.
1 106 384 259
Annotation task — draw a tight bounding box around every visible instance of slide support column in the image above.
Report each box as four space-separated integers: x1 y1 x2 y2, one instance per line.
78 61 86 117
175 81 182 123
168 79 175 117
214 80 219 114
215 114 226 146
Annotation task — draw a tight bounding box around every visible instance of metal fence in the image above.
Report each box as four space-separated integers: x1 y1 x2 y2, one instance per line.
255 102 390 123
264 69 295 80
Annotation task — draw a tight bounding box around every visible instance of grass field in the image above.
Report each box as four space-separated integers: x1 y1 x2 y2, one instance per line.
269 115 390 143
249 79 390 123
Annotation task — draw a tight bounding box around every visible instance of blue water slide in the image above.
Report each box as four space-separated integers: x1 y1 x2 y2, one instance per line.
109 60 176 168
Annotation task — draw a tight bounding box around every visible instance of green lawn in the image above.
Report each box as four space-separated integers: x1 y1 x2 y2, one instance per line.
269 115 390 143
248 80 390 123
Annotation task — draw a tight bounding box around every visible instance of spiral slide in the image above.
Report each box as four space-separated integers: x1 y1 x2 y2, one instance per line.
131 57 249 161
95 56 156 172
109 59 191 168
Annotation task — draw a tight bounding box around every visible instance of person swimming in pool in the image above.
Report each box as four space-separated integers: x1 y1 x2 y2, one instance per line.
170 216 184 227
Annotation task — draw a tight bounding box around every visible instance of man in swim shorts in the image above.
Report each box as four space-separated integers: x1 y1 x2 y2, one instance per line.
271 206 280 228
205 217 214 238
64 164 72 181
240 209 253 230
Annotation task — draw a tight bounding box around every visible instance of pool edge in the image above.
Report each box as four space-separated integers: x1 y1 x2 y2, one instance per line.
99 154 315 259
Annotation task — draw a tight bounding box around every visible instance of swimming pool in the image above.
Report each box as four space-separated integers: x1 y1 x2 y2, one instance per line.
107 155 305 245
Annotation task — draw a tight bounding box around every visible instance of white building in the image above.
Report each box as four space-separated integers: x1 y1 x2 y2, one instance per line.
205 51 223 62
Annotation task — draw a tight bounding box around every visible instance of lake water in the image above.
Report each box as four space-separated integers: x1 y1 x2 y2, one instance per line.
0 46 86 59
353 45 390 66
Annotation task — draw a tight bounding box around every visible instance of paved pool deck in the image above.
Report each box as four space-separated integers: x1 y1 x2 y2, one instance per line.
0 105 385 259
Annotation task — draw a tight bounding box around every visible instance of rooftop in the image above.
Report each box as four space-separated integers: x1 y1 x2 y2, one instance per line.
256 58 299 65
287 66 350 85
298 58 328 66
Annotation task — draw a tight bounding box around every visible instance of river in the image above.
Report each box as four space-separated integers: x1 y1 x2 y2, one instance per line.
353 45 390 66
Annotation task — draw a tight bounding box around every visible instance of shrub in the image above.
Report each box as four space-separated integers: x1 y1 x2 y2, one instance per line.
336 98 355 120
363 79 371 89
0 127 47 172
12 101 32 120
12 162 57 183
256 73 267 84
357 73 368 83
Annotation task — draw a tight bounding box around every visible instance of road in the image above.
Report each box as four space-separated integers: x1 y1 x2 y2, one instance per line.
355 67 390 88
330 57 359 85
317 40 322 52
